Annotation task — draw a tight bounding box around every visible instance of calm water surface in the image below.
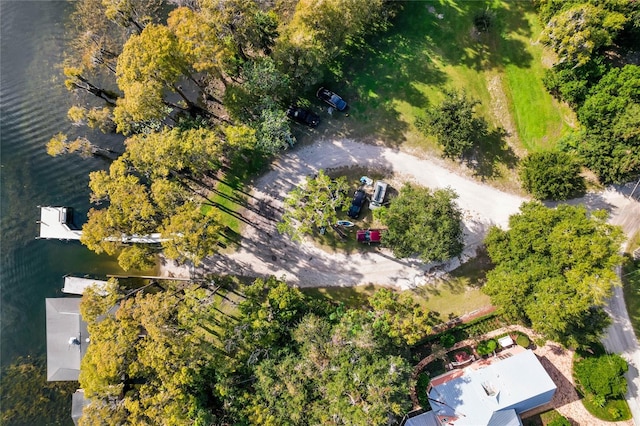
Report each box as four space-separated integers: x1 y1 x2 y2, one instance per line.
1 2 127 421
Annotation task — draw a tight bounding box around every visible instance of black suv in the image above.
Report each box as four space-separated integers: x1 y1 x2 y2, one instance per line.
286 106 320 127
347 189 366 218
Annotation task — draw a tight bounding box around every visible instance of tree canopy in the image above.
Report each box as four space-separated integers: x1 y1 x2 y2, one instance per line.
519 151 585 200
417 90 488 159
78 276 429 425
575 353 628 402
483 202 624 347
574 65 640 184
278 170 350 240
540 4 627 68
378 183 464 262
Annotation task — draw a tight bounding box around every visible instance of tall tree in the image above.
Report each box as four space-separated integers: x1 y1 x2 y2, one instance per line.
79 283 223 425
483 202 624 347
417 90 488 159
574 65 640 183
114 23 199 133
540 3 627 67
278 170 350 240
46 132 119 160
378 183 464 262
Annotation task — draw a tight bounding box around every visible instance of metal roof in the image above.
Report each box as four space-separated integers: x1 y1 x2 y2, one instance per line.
45 298 89 381
428 349 556 425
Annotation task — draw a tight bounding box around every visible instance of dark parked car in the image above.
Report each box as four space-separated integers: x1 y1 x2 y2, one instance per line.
316 87 348 111
347 188 366 218
286 106 320 127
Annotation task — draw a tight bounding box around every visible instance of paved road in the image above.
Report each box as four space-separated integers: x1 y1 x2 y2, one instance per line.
598 187 640 426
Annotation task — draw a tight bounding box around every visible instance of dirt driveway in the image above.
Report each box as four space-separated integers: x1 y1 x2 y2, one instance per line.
188 138 528 289
164 138 639 292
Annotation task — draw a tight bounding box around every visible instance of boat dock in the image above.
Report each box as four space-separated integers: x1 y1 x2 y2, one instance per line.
37 206 166 243
38 206 82 240
62 276 109 295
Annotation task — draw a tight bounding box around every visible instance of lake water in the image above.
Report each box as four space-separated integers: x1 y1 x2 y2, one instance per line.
1 2 128 421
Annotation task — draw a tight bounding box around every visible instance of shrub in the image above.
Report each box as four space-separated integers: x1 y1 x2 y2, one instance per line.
516 335 530 348
416 373 431 409
476 339 497 356
440 333 455 348
519 151 585 201
548 416 571 426
575 354 628 401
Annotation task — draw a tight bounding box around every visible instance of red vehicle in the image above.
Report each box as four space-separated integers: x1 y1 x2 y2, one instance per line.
356 229 382 244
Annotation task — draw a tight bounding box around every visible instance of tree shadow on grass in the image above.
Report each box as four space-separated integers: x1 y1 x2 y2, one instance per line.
426 0 534 72
466 127 519 181
322 3 449 146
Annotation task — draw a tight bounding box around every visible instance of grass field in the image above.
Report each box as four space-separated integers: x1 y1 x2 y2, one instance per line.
324 0 574 158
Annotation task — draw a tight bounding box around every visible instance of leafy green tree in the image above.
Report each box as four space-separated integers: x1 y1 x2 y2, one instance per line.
160 203 223 265
46 132 119 159
417 90 488 159
369 288 434 345
114 23 199 133
483 202 624 347
540 4 627 67
223 57 292 123
519 151 585 200
244 312 412 425
124 127 223 180
542 57 609 108
68 105 116 133
167 6 233 78
575 354 628 401
80 283 224 425
273 0 389 88
278 170 350 240
378 183 464 262
574 65 640 183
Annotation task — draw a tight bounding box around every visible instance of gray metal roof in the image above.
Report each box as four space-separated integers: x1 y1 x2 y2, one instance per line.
45 298 89 381
71 389 90 425
403 410 439 426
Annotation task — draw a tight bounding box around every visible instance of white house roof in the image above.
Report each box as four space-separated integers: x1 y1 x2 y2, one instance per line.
427 348 556 425
45 298 89 381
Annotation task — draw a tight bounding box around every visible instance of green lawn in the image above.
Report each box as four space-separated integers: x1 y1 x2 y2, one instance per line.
325 0 573 157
